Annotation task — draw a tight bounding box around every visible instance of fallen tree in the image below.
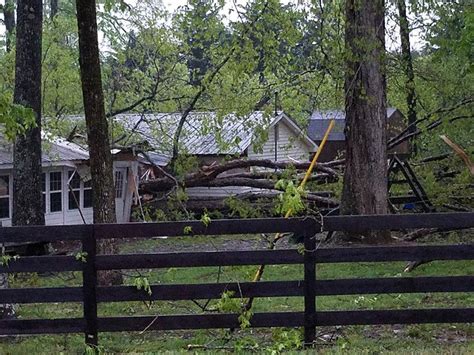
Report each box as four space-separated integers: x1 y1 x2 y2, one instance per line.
139 158 344 194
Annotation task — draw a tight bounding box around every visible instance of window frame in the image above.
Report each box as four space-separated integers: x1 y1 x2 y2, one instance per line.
0 174 11 219
67 169 93 211
48 171 63 213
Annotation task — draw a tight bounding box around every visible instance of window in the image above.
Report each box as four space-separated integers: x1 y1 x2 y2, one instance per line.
67 170 93 210
68 171 81 210
0 175 10 218
49 171 62 212
42 173 46 212
115 170 124 199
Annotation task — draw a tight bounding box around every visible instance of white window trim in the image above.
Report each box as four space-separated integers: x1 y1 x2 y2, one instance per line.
43 170 64 214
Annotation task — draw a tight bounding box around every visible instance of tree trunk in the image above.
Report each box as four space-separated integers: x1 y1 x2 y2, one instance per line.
50 0 58 18
76 0 121 285
397 0 417 153
4 0 44 320
3 0 16 52
12 0 44 227
339 0 391 243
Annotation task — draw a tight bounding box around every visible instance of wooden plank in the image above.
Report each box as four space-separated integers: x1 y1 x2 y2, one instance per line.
97 312 304 332
93 217 320 239
82 233 98 347
95 245 473 270
95 250 303 270
315 276 474 295
313 245 474 263
304 233 316 345
2 276 469 304
96 308 474 332
0 318 85 335
0 224 92 243
323 212 474 232
97 281 302 302
317 308 474 326
0 255 82 273
0 287 83 304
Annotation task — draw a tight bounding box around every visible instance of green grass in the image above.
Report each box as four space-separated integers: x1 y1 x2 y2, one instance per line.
1 233 473 353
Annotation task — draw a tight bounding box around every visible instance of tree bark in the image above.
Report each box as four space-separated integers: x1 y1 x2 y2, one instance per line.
50 0 58 18
76 0 121 285
3 0 16 52
12 0 44 227
340 0 391 243
4 0 44 320
397 0 417 153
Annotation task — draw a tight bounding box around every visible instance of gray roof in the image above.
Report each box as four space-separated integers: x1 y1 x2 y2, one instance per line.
0 133 89 167
114 111 317 158
308 108 399 141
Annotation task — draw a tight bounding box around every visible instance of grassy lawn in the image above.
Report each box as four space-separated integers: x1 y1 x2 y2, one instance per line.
1 232 473 354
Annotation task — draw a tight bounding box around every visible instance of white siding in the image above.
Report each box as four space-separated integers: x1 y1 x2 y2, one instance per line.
248 121 311 162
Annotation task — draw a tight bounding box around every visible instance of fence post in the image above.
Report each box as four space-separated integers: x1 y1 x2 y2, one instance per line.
82 227 98 348
303 231 316 346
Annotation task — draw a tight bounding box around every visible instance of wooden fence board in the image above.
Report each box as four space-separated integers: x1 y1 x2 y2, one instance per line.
0 287 83 303
0 255 82 273
95 250 303 270
1 276 471 304
94 217 320 239
317 308 474 326
94 245 473 270
324 212 474 232
0 224 92 243
97 312 304 332
313 245 474 263
0 318 85 335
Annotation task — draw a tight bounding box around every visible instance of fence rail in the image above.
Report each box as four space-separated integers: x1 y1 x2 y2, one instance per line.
0 212 473 347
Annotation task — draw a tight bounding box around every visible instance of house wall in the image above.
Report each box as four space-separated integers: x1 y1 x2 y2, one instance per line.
387 110 410 157
247 121 311 162
0 161 135 227
314 141 346 162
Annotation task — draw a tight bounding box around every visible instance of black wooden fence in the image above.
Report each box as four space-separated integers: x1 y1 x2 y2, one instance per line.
0 212 473 348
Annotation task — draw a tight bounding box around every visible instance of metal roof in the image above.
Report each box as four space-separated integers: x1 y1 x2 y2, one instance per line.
114 111 317 156
308 108 400 141
0 133 89 167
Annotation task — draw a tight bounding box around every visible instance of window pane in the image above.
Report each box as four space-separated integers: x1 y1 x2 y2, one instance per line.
50 192 62 212
41 173 46 192
114 171 124 198
50 172 62 191
83 188 92 208
84 179 92 188
0 197 9 218
0 175 9 196
68 171 81 189
68 190 80 210
42 193 46 212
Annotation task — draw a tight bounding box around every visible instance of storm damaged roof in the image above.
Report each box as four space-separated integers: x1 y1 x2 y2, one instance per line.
114 111 317 158
0 133 89 168
308 108 401 141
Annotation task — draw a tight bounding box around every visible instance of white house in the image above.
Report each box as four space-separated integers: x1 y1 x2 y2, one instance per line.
114 111 318 197
0 134 138 226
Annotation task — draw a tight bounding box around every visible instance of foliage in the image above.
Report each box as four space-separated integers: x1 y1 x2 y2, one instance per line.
0 93 36 140
133 275 152 296
0 253 19 267
75 251 88 263
215 290 253 330
275 179 306 216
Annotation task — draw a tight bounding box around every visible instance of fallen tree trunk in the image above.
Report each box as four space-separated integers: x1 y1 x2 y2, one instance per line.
143 191 339 215
139 158 342 193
